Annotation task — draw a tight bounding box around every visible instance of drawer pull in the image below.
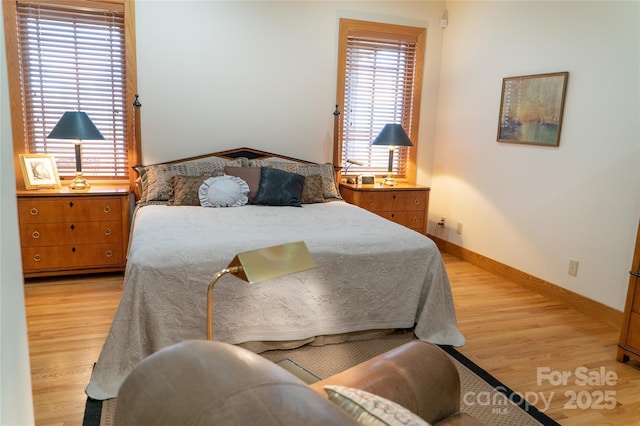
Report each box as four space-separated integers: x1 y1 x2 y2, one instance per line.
104 228 112 236
393 195 396 200
71 247 76 253
30 207 39 216
105 250 113 258
368 200 373 206
104 205 112 214
31 230 40 239
33 254 41 262
69 201 74 208
70 224 75 231
412 217 419 223
391 213 395 218
414 199 421 205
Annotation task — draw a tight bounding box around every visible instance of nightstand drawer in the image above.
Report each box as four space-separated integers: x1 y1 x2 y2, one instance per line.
358 191 427 212
18 197 122 223
21 244 124 271
377 211 425 230
20 221 122 247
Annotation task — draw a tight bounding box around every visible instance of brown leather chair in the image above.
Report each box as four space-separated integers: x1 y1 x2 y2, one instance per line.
114 340 485 426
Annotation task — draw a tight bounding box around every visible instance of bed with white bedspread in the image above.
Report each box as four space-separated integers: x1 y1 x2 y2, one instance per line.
85 149 464 400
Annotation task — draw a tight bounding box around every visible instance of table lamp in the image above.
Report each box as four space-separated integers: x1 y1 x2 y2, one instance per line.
371 123 413 186
47 111 105 190
207 241 316 340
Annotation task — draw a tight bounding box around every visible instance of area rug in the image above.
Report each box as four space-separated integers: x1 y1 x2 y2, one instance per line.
83 331 559 426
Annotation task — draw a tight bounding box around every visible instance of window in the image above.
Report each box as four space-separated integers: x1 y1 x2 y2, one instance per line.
335 19 425 181
4 0 138 185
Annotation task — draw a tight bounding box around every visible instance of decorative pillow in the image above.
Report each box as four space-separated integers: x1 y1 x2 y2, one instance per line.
168 174 212 206
224 166 263 204
248 159 341 200
324 386 431 426
198 175 249 208
253 167 304 207
295 163 341 200
301 174 325 204
134 158 242 204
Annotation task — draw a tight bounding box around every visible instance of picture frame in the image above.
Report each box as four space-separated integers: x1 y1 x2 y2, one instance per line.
497 71 568 147
19 154 62 189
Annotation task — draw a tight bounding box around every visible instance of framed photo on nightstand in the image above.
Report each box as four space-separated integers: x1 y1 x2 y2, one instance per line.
19 154 61 189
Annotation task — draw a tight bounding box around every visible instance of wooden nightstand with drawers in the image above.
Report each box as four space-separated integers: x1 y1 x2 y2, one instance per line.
339 182 430 234
16 185 131 278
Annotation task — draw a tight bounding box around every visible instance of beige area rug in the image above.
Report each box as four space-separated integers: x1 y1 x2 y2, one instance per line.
97 331 552 426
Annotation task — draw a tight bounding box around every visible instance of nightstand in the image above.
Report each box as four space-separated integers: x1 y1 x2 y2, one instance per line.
339 182 430 234
16 185 131 278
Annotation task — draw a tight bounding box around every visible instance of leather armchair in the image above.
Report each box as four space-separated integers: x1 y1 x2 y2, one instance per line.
115 339 485 426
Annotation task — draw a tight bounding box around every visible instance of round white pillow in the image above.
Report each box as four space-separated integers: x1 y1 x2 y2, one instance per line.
199 175 249 207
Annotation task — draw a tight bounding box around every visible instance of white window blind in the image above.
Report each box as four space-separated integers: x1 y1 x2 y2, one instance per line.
342 35 418 176
16 1 127 178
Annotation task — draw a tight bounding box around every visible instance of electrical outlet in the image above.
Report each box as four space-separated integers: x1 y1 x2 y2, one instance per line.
457 223 463 235
568 259 579 277
437 217 445 227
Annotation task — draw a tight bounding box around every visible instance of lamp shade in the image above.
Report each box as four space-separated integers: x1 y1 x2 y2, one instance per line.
47 111 105 140
207 241 316 339
226 241 316 284
371 123 413 147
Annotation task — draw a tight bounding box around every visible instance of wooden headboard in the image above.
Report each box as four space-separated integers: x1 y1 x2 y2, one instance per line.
155 147 316 166
132 147 326 201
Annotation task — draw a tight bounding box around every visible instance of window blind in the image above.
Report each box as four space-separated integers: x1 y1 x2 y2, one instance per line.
16 1 127 178
341 35 417 176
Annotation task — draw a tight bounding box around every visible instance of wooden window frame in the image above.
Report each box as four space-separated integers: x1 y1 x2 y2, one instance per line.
334 18 425 183
3 0 139 190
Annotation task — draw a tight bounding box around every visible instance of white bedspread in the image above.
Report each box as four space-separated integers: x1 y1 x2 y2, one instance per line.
86 201 465 399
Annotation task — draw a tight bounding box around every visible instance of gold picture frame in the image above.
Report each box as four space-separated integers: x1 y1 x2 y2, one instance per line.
19 154 61 189
497 71 569 147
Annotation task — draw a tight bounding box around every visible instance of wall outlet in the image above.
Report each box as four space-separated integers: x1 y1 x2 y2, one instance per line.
457 223 463 235
437 218 445 227
568 259 579 277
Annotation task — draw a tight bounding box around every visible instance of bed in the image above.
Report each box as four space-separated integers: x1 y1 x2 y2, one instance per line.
85 148 465 400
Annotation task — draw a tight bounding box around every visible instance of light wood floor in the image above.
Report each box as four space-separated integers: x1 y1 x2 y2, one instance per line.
24 253 640 425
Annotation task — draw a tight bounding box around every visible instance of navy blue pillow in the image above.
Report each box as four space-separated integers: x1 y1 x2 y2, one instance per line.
253 167 305 207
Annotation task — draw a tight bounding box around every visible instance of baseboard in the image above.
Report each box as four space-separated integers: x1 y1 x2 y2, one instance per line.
429 235 623 331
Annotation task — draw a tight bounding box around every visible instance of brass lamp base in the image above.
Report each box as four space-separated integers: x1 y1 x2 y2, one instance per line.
69 173 90 191
382 173 397 186
382 148 398 186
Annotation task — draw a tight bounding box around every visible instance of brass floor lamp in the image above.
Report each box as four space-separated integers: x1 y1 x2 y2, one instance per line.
207 241 316 340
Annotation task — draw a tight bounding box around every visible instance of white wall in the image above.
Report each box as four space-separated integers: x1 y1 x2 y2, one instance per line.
138 0 640 311
0 4 35 424
431 1 640 310
135 0 447 168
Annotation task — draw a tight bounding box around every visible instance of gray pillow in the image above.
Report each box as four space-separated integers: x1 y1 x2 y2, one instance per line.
248 160 341 200
134 158 242 204
253 167 304 207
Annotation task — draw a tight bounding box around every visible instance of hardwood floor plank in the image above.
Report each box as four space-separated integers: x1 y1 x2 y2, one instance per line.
25 274 122 426
24 254 640 425
443 253 640 425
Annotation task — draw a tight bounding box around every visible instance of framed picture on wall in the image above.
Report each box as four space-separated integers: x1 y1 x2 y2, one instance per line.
19 154 61 189
497 71 569 147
